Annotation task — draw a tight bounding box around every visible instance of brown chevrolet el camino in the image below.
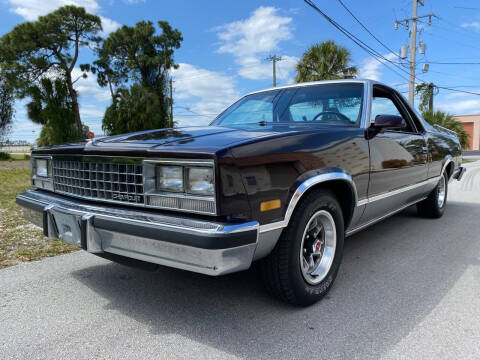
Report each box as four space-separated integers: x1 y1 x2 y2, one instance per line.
17 80 466 306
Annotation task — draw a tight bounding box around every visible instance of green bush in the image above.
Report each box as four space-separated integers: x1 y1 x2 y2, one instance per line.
0 152 12 160
102 84 170 136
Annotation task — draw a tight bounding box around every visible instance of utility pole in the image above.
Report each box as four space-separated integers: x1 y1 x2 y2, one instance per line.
428 82 434 111
395 1 435 106
169 78 174 128
266 55 282 87
408 0 418 105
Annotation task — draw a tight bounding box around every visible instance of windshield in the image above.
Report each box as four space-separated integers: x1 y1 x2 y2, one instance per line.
212 83 364 130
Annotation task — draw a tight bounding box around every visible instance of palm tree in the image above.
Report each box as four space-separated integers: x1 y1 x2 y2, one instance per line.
422 109 470 149
295 41 357 83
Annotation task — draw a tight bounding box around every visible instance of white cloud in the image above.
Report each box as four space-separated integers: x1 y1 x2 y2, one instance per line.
99 16 120 36
172 63 240 126
214 6 297 82
358 53 397 81
79 104 105 136
433 87 480 114
7 0 99 21
6 0 119 35
436 98 480 115
79 104 105 120
71 67 111 102
461 22 480 31
216 6 293 56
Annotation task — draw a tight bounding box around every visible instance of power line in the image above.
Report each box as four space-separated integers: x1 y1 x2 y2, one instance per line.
453 6 480 11
418 61 480 65
435 86 480 96
304 0 480 100
303 0 420 83
420 20 480 52
426 69 479 82
174 114 217 117
173 106 217 117
336 0 401 59
172 58 288 82
435 16 480 40
410 85 480 96
438 85 480 89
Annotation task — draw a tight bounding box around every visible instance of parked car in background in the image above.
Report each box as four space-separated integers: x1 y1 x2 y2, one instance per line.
17 79 465 306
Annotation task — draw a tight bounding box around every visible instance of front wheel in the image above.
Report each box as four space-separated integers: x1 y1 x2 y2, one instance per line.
417 172 448 218
260 189 344 306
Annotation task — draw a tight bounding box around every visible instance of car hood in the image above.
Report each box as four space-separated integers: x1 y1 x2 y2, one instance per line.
33 126 290 157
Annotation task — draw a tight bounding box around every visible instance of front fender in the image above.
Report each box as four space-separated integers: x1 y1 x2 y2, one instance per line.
284 167 357 225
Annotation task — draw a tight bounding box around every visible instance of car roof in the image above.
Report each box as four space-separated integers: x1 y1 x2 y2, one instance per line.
245 79 388 96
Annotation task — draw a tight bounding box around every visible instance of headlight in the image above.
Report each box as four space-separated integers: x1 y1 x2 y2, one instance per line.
144 160 216 214
186 167 214 195
35 159 49 177
32 157 53 191
156 166 183 192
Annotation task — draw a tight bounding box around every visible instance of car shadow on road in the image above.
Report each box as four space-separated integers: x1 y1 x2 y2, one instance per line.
72 201 480 359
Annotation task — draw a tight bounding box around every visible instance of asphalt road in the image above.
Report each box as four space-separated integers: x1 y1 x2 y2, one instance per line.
2 162 480 360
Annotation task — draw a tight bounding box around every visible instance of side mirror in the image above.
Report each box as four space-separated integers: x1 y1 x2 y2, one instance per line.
373 114 406 130
365 115 406 139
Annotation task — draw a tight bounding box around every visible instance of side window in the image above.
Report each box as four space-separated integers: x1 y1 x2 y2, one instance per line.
370 97 401 120
284 83 364 126
370 95 414 133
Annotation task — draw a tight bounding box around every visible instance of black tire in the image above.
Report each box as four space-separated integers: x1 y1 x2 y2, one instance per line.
417 172 448 218
260 189 344 306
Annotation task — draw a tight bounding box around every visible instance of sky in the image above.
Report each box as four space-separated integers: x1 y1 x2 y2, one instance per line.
2 0 480 142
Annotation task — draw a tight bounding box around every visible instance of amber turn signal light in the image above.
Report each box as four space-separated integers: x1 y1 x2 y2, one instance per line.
260 199 281 212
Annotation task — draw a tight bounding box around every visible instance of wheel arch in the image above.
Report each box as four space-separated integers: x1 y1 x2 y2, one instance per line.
441 156 454 180
284 168 357 230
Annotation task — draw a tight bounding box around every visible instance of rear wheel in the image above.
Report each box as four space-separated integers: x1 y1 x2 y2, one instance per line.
260 189 344 306
417 172 448 218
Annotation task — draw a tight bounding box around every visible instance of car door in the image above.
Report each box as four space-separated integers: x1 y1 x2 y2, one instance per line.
361 85 428 223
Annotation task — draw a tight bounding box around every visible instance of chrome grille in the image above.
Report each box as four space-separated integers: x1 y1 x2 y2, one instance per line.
52 159 144 205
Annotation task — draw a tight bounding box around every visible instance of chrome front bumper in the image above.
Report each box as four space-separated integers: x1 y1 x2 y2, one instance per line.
16 190 259 275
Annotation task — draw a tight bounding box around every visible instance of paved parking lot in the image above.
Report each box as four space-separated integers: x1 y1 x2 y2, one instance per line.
1 161 479 360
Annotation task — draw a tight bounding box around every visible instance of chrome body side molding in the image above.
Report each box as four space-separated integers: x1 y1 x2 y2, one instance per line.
345 197 427 237
356 157 453 208
356 176 439 207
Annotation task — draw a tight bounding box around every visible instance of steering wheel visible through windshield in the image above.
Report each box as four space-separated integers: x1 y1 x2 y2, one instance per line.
212 83 364 130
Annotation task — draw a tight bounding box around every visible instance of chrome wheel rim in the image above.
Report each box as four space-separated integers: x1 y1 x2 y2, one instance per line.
438 175 446 208
300 210 337 285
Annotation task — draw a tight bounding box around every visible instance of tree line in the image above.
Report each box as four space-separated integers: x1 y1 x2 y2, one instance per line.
0 6 182 146
0 6 468 148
